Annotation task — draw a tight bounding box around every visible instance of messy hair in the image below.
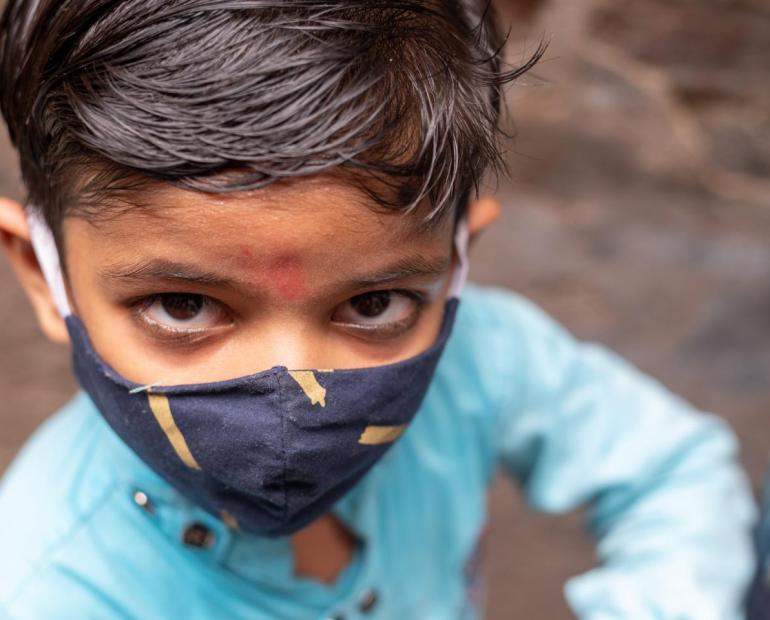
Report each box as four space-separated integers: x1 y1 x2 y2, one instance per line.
0 0 544 236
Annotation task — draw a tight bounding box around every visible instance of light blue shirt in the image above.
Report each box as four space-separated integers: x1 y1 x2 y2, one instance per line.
0 285 756 619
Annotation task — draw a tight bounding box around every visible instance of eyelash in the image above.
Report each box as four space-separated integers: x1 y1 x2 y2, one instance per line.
128 289 430 346
332 290 428 341
129 294 230 346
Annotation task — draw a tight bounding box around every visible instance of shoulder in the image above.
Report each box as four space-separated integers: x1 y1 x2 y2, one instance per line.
438 283 574 402
414 285 574 472
452 283 573 359
0 393 119 612
455 283 562 331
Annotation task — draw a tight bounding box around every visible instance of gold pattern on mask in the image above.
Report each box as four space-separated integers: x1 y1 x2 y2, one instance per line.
147 393 202 470
358 424 406 445
288 371 327 407
220 510 239 530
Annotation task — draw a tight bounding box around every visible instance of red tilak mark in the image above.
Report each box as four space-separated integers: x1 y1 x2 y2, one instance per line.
268 255 307 300
234 249 308 299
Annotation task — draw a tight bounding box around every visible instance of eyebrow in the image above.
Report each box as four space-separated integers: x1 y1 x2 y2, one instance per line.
99 254 451 291
345 254 451 288
100 260 238 289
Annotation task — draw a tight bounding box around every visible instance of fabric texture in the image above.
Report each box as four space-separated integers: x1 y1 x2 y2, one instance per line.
65 299 458 537
0 284 757 620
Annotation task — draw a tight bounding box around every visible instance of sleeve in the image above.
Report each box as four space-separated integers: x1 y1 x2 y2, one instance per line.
493 296 757 620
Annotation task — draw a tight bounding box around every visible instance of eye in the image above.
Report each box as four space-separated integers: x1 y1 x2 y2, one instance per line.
331 290 426 338
136 293 230 332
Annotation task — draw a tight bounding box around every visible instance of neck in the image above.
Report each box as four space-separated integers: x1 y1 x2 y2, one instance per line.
290 514 358 585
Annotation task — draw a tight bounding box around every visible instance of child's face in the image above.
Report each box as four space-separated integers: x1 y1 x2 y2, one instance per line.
59 176 459 385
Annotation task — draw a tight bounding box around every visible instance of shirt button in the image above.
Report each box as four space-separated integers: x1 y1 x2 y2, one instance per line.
358 589 379 614
182 522 216 549
132 489 154 514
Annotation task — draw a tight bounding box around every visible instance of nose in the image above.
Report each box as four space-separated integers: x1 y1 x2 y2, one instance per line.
242 319 328 371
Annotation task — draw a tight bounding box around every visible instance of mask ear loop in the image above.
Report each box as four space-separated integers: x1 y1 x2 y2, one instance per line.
26 208 72 318
446 215 470 299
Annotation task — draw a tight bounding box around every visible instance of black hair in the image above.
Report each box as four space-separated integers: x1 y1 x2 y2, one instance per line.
0 0 544 237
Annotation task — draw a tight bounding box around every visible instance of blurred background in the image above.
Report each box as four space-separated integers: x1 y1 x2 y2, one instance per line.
1 0 769 617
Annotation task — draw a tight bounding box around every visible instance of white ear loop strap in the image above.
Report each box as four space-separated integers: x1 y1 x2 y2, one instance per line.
447 216 470 299
27 208 72 318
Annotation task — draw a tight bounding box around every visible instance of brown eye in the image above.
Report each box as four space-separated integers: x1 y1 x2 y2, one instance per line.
331 290 423 335
138 293 230 332
161 294 204 321
350 291 391 318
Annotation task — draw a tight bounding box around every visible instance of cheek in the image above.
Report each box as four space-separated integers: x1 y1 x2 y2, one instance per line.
415 297 449 348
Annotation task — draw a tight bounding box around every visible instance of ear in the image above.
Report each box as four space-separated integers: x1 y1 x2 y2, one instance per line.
466 196 501 246
0 198 69 344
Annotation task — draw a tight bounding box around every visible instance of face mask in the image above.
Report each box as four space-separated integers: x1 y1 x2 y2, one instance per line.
28 210 469 537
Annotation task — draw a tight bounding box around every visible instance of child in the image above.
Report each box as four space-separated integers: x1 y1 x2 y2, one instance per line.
0 1 756 618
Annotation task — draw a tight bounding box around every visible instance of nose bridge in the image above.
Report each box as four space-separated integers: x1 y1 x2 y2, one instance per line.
248 317 323 371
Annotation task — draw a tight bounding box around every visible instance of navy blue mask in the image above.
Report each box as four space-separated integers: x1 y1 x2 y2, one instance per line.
28 210 469 536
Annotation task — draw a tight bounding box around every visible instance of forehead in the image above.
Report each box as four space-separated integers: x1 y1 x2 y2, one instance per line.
63 176 455 292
